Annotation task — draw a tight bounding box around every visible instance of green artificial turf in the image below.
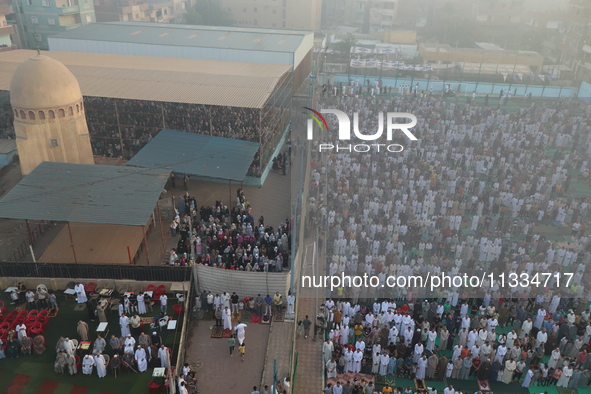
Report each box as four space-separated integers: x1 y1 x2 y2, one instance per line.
0 290 179 393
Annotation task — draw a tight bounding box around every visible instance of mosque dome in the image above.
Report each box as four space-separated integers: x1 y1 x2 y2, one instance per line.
10 54 83 110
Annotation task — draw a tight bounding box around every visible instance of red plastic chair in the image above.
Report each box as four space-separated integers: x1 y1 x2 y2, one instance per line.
28 309 38 318
153 285 166 302
29 322 44 336
4 311 17 324
172 304 183 317
85 282 97 295
37 316 49 329
148 380 163 393
14 311 28 325
75 355 81 371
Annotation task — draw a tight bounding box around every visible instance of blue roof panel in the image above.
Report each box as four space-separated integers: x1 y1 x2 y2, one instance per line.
0 162 169 226
126 130 260 182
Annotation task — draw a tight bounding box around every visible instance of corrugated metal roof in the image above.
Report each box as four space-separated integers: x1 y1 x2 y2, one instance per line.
49 22 312 53
0 162 170 226
126 129 259 182
0 139 16 154
0 50 291 109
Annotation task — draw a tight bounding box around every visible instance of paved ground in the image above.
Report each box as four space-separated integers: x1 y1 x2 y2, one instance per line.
182 155 292 393
184 313 271 393
261 320 295 390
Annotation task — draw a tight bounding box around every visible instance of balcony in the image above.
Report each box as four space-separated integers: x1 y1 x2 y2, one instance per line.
55 5 81 13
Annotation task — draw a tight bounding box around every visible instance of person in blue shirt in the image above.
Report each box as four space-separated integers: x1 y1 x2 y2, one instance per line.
264 295 273 316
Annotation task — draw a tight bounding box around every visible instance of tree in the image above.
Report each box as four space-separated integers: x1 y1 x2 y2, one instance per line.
332 33 358 54
185 0 233 26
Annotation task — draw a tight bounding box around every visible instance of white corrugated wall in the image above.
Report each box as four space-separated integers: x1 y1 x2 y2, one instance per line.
194 264 290 297
48 38 294 66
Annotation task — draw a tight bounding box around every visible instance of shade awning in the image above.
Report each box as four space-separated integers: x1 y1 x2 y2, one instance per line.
0 162 170 226
126 129 260 182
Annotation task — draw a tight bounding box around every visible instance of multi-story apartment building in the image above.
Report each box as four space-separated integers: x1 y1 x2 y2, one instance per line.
0 1 16 49
220 0 321 30
11 0 95 49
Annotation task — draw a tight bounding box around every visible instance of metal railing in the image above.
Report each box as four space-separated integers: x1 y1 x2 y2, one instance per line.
0 261 191 282
6 220 53 262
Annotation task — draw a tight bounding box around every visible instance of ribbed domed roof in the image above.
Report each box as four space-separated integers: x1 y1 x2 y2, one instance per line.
10 54 82 109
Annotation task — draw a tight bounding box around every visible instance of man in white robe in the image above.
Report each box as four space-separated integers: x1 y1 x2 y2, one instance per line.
416 356 427 379
82 354 94 375
124 335 136 354
137 293 147 315
64 338 75 356
158 345 170 368
119 313 131 337
287 294 295 315
95 353 107 378
135 346 148 372
235 322 247 345
223 307 232 330
352 349 363 373
75 283 87 304
345 348 354 372
379 352 390 376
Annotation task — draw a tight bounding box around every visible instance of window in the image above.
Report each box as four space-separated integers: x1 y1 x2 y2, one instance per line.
28 111 35 120
85 14 91 22
38 111 45 120
31 15 38 24
27 0 33 5
57 108 65 117
163 8 167 15
67 107 73 116
42 0 50 6
47 16 55 25
48 110 55 119
13 109 18 118
49 138 59 148
253 7 257 12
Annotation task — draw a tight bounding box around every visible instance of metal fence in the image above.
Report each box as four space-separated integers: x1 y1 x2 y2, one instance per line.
0 261 191 282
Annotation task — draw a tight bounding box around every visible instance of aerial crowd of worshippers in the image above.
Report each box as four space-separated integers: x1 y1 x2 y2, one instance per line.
0 281 198 386
168 186 291 272
310 90 591 393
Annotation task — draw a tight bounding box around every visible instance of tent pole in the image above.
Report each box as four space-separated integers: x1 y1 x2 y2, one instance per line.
25 219 33 246
67 221 78 264
157 202 165 254
142 225 151 266
229 180 232 209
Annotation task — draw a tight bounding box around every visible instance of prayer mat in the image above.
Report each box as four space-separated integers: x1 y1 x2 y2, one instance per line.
273 310 285 322
261 314 272 325
329 372 374 387
478 380 491 392
231 312 242 322
250 314 262 324
140 317 152 325
37 380 59 394
74 304 86 311
221 329 233 338
415 378 427 391
15 304 25 312
211 327 223 338
5 374 30 394
48 308 59 318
